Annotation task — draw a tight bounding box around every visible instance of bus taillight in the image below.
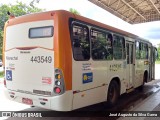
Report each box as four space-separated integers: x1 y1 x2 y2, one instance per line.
55 74 61 79
53 68 65 95
4 79 6 87
54 87 61 94
55 80 61 86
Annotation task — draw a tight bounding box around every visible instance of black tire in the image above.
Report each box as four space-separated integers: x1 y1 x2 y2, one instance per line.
139 72 147 91
107 80 119 107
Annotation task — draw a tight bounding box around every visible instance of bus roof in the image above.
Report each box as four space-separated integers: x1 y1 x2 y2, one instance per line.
6 10 151 43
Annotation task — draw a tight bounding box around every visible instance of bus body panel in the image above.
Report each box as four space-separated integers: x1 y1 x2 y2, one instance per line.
5 20 54 95
135 41 151 87
3 10 156 111
6 20 54 50
54 11 73 90
4 11 74 111
71 21 127 109
5 89 73 111
72 85 107 110
72 60 108 109
5 49 54 94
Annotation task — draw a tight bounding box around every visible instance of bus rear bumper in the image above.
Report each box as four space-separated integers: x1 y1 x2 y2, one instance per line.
5 89 73 111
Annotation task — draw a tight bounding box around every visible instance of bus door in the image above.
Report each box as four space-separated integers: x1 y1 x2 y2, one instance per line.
148 46 152 81
151 47 156 80
126 41 134 88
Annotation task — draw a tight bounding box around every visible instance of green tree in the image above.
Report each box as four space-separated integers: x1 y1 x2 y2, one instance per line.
0 1 44 54
0 31 3 57
157 43 160 60
69 8 81 15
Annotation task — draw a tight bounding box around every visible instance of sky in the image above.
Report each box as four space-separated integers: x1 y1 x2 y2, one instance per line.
1 0 160 46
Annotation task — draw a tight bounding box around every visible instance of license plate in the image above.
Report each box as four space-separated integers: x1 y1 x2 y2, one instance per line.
22 98 33 105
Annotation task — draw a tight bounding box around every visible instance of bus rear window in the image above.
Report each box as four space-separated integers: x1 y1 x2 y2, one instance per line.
29 26 53 38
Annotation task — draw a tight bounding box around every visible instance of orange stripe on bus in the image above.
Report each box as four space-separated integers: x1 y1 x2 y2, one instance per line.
6 11 55 27
2 22 7 66
54 11 74 90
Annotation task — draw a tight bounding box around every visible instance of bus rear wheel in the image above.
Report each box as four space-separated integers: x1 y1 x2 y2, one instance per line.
107 80 119 107
139 72 147 91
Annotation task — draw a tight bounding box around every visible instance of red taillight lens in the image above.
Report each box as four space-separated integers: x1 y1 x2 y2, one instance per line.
54 87 61 94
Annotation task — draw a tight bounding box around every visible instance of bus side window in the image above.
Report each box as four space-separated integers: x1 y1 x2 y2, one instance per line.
140 42 147 59
72 24 90 61
136 41 140 59
145 44 148 59
140 42 144 59
106 34 113 60
155 48 158 60
122 37 126 59
113 35 123 60
91 29 112 60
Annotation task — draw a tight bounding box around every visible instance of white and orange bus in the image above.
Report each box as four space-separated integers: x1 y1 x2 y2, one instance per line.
3 10 157 111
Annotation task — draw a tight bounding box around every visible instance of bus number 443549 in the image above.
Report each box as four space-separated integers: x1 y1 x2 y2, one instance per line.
30 56 52 63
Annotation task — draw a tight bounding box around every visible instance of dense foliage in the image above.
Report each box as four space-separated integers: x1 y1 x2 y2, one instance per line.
157 44 160 60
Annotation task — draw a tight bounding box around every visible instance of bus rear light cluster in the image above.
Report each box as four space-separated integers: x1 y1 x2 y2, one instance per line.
53 68 65 95
4 79 6 87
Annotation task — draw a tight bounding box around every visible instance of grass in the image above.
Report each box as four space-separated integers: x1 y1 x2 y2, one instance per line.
156 60 160 64
0 71 4 78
